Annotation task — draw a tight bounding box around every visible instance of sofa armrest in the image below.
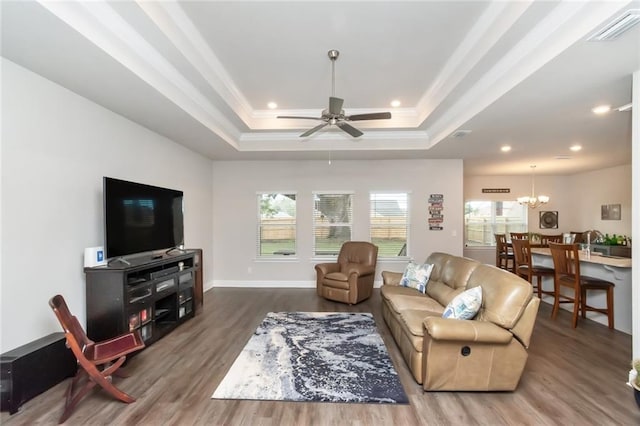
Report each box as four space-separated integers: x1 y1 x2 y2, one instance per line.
381 271 403 286
315 263 340 277
343 263 375 277
423 317 513 344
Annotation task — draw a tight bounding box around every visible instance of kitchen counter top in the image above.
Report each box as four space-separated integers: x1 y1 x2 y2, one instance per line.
530 247 631 268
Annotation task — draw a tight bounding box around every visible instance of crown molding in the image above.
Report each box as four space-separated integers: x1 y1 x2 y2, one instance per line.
39 0 242 149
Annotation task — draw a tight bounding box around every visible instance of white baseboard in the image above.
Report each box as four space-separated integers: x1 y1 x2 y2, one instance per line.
208 280 385 289
212 280 316 288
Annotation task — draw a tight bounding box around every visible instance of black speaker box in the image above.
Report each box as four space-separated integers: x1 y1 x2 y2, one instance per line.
1 332 77 414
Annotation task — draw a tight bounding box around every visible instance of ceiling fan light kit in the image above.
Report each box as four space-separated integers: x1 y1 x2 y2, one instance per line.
277 50 392 138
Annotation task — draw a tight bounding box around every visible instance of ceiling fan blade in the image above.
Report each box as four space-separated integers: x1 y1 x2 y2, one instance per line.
347 112 392 121
300 122 329 137
329 97 344 115
277 116 324 120
336 121 363 138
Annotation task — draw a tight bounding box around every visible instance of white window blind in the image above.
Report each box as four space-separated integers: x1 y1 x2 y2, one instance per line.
370 192 409 257
257 192 296 256
313 192 353 256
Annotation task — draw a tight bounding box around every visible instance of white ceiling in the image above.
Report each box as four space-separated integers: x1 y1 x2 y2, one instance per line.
2 1 638 175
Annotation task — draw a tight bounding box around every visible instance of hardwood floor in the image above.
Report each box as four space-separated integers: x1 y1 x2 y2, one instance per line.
3 288 639 425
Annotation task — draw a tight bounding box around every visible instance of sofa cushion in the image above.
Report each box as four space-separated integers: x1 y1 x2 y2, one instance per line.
466 264 532 329
386 293 445 315
442 286 483 320
380 284 424 302
399 261 433 293
381 271 404 286
425 253 480 306
322 273 351 290
400 309 443 338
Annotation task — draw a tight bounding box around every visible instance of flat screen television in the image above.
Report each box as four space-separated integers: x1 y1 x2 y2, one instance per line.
104 177 184 259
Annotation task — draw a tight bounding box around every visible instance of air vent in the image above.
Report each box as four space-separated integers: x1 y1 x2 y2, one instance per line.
450 130 472 138
555 155 572 160
588 9 640 41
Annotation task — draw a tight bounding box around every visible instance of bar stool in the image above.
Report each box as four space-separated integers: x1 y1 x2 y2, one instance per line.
512 238 555 299
548 242 615 329
494 234 515 272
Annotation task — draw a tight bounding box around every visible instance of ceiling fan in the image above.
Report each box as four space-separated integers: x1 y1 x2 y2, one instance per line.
277 50 392 138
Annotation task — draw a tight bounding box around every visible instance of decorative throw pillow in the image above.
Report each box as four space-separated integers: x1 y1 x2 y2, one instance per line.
442 286 483 320
399 261 434 294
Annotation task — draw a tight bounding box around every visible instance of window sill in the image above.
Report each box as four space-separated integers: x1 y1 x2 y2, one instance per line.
464 246 496 250
377 256 412 262
255 257 300 262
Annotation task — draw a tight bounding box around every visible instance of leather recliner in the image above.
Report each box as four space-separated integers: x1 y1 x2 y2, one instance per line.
315 241 378 304
381 252 540 391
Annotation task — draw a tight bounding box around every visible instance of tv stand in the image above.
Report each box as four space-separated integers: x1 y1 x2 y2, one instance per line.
85 250 197 346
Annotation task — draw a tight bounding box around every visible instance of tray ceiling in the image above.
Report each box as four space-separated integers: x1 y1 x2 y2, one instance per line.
2 1 638 175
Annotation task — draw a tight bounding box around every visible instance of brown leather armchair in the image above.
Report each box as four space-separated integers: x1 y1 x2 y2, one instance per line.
315 241 378 304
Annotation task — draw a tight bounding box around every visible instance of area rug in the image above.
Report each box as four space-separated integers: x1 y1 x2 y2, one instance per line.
211 312 408 404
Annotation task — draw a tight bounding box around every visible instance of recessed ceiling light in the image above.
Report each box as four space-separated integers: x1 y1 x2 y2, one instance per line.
592 105 611 114
390 100 401 108
501 145 511 152
267 102 278 109
570 145 582 152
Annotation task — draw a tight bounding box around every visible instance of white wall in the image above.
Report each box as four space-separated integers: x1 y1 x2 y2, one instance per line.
464 173 571 264
0 59 214 353
632 70 639 359
566 165 632 237
465 174 573 233
466 167 632 237
464 166 632 265
211 159 464 287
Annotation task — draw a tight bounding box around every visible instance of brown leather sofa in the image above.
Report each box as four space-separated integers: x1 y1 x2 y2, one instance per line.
315 241 378 304
381 252 539 391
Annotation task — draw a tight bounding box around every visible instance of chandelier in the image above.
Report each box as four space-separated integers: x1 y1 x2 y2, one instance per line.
517 165 549 209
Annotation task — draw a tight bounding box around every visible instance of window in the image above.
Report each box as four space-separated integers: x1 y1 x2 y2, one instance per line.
465 201 527 246
370 192 409 257
313 192 353 256
257 193 296 256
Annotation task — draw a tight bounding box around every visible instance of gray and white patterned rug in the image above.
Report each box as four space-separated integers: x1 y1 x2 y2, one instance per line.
211 312 408 404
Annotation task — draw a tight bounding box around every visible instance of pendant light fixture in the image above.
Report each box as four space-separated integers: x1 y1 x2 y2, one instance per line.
517 165 549 209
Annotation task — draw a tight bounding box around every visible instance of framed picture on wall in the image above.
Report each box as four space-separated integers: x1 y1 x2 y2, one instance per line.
601 204 621 220
539 211 558 229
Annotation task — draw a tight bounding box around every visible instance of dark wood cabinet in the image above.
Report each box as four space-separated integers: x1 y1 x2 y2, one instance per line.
192 248 203 312
85 250 197 346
